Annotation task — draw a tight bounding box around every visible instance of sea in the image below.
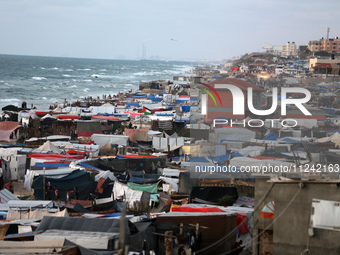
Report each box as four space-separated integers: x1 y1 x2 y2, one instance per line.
0 54 197 110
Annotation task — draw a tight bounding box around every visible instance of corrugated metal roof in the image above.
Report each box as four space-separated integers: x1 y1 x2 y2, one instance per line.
0 189 19 204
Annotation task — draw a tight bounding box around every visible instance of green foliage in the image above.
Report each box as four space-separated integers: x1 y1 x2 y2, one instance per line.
218 195 235 206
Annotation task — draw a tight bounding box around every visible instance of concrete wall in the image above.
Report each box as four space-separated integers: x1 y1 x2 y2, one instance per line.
253 178 340 255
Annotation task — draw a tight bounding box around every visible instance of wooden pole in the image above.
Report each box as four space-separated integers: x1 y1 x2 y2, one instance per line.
118 210 126 255
43 167 46 200
165 231 173 255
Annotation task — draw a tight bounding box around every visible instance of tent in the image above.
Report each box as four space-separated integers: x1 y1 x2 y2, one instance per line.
37 141 62 154
316 132 340 148
32 169 95 200
0 121 19 142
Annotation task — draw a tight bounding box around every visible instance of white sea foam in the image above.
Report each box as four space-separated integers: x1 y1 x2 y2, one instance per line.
70 85 77 88
32 77 47 80
77 68 91 71
63 74 71 77
83 88 90 92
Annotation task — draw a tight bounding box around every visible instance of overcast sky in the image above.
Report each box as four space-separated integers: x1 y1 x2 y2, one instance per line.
0 0 339 61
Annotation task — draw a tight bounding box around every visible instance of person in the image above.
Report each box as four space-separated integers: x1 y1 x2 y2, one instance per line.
54 186 59 200
128 122 133 129
65 188 70 203
178 243 186 255
232 240 244 255
46 186 52 200
4 181 14 193
70 187 79 200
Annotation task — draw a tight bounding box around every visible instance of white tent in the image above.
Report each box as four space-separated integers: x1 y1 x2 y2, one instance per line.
38 141 62 154
316 132 340 148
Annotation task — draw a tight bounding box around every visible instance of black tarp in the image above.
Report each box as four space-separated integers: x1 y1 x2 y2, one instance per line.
85 157 166 173
37 216 157 253
190 186 238 204
32 169 96 200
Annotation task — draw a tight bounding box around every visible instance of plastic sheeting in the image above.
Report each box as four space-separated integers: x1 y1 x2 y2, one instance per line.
311 199 340 231
316 132 340 148
7 208 69 220
91 134 129 148
152 137 184 151
95 170 116 182
125 129 148 142
0 121 19 142
127 182 158 193
159 177 179 193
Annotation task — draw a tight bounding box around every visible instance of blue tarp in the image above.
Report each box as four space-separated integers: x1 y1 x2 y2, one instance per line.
181 106 191 112
129 175 158 183
80 162 103 171
0 143 26 147
149 98 162 102
187 157 211 163
263 132 279 141
34 162 70 168
212 154 231 164
319 108 336 115
326 130 340 134
125 102 140 107
231 152 243 157
280 138 298 143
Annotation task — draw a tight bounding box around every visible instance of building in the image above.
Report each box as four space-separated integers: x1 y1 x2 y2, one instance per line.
309 58 340 74
308 37 340 54
253 176 340 255
282 42 297 57
200 78 264 121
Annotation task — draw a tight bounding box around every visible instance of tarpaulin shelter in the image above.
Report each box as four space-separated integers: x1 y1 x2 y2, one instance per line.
6 208 68 220
316 132 340 148
37 141 62 154
171 206 224 212
76 120 102 137
261 201 274 219
32 169 95 200
125 128 148 142
0 121 19 142
127 182 159 193
91 134 129 148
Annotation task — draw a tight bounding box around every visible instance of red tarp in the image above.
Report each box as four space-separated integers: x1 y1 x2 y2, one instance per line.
29 153 84 159
117 154 159 159
171 207 224 213
237 213 250 234
0 121 19 142
57 115 79 120
124 112 142 118
91 116 120 120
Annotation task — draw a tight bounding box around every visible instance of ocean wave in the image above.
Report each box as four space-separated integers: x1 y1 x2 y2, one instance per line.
83 79 92 82
100 69 107 71
83 88 90 92
32 77 47 80
77 68 91 71
65 69 74 72
63 74 71 77
70 85 77 88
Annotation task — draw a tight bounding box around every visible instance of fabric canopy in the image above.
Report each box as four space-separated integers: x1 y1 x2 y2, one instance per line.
171 206 224 212
127 182 158 193
316 132 340 148
261 201 275 219
0 121 19 142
